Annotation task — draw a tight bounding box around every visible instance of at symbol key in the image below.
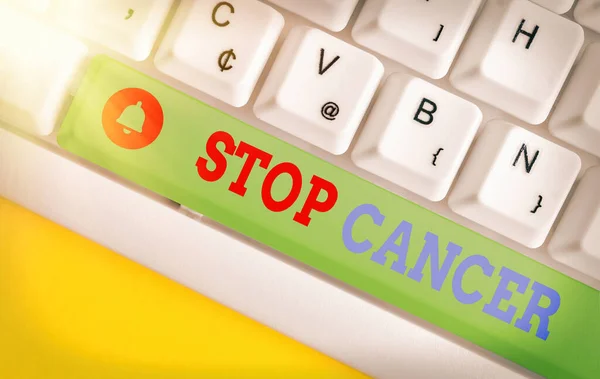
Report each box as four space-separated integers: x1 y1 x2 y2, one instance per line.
254 26 383 155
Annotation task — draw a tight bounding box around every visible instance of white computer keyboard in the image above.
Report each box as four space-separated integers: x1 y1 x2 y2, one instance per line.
1 1 599 378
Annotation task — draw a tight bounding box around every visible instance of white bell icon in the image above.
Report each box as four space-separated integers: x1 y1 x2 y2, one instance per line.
117 101 145 134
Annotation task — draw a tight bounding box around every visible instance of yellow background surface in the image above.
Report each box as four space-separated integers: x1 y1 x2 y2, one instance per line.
0 198 368 379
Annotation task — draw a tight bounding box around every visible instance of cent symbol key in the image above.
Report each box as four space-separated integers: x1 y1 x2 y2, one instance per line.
218 48 236 72
254 26 383 155
449 121 580 248
155 0 283 107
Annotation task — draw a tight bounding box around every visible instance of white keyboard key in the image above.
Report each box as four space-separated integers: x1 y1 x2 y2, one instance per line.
155 0 283 107
530 0 574 14
574 0 600 34
0 5 87 136
268 0 359 32
254 26 383 155
549 43 600 157
549 166 600 280
0 128 525 379
450 0 583 125
2 0 49 12
54 0 173 61
352 74 481 201
448 121 580 248
352 0 481 79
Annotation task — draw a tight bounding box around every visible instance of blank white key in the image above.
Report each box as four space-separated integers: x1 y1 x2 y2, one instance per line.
254 26 383 155
0 128 525 379
530 0 574 14
0 4 87 136
352 74 481 201
574 0 600 34
450 0 583 125
549 166 600 280
352 0 481 79
448 121 580 248
54 0 173 61
268 0 359 32
549 43 600 157
155 0 283 107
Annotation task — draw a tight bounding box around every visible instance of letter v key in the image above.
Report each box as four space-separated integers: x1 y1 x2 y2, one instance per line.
318 48 340 75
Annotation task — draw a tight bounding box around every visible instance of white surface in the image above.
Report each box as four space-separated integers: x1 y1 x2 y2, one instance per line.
531 0 574 14
54 0 174 61
1 0 49 12
549 166 600 280
0 127 528 379
254 26 383 154
268 0 359 32
449 121 580 249
155 0 283 107
0 4 87 136
352 0 481 79
550 43 600 158
352 73 481 201
574 0 600 33
450 0 583 125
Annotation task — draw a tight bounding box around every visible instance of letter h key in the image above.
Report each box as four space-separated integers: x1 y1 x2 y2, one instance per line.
450 0 583 125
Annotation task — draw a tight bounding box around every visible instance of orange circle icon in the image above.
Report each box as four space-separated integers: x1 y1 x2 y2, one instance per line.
102 88 164 149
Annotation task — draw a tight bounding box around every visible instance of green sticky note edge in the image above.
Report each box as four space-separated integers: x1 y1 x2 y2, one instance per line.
58 55 600 379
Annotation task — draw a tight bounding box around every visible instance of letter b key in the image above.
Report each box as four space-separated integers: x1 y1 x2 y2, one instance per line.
353 74 481 202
